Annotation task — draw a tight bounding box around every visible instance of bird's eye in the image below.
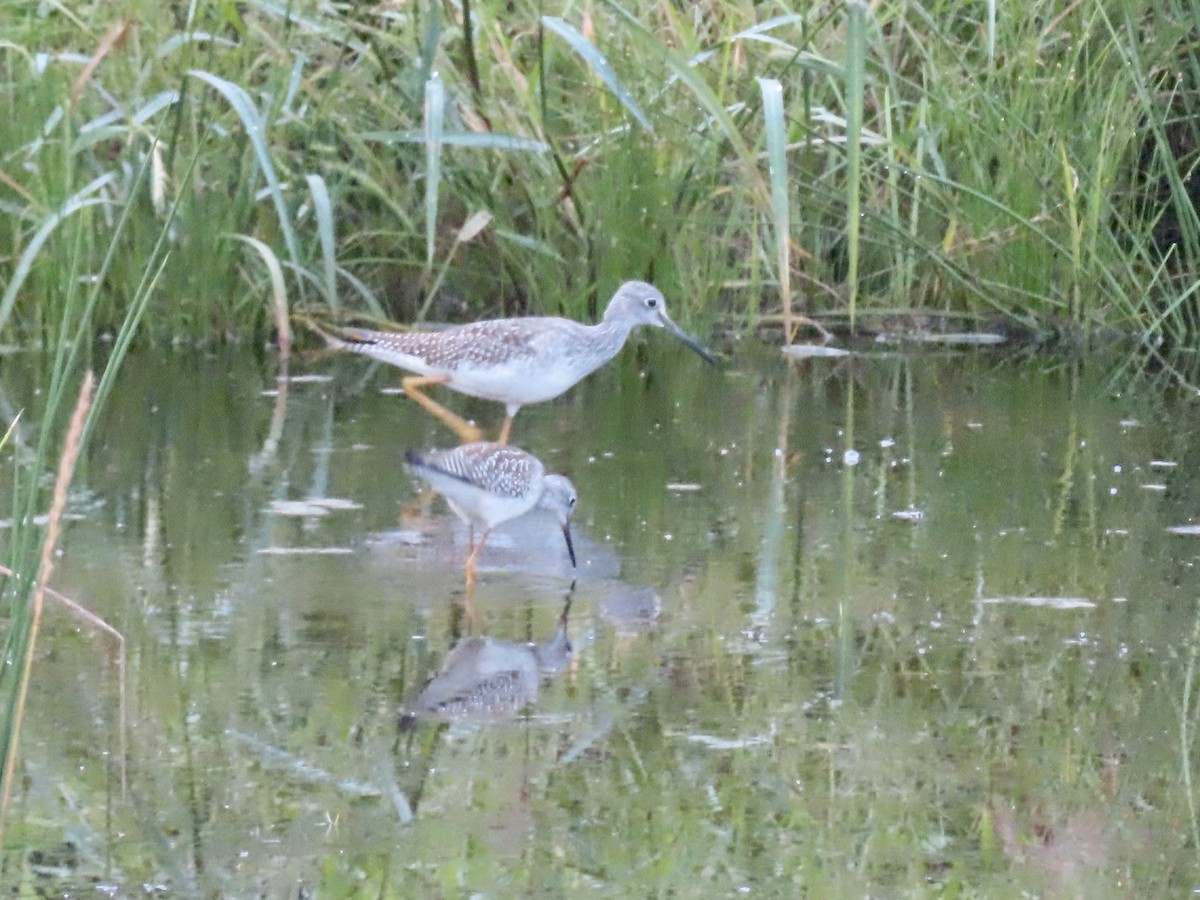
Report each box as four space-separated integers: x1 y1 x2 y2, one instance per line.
647 297 658 309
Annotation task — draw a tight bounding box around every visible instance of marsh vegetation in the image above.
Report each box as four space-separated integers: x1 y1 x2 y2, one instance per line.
2 2 1200 894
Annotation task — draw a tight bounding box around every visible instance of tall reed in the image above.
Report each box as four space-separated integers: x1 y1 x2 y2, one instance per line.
0 1 1198 351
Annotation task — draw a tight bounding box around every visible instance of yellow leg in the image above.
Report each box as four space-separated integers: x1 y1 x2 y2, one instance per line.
461 578 481 630
464 528 491 580
496 415 514 445
401 375 483 444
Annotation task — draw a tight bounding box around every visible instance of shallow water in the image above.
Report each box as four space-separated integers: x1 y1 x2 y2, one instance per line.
2 343 1199 895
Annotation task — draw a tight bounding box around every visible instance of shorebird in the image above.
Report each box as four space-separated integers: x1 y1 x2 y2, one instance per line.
326 281 716 444
404 442 577 584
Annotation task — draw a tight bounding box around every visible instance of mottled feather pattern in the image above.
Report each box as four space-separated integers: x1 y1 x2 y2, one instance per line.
344 321 547 370
429 671 524 716
405 443 541 500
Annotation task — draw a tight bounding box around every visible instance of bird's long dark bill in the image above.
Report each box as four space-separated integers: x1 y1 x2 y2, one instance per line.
562 525 577 568
661 316 718 365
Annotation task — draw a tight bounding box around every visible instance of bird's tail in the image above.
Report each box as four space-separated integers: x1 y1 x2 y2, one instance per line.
296 316 394 352
338 326 388 347
295 314 351 350
403 448 479 487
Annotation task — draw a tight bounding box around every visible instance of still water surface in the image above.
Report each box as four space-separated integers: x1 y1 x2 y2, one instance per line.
3 344 1199 896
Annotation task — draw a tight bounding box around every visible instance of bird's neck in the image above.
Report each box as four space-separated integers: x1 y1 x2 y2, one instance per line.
590 316 635 357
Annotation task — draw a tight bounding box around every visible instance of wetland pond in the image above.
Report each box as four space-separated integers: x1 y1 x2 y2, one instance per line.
2 341 1200 896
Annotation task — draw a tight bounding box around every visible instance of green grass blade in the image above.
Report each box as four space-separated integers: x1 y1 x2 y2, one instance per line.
417 0 440 88
494 229 564 259
0 414 20 456
361 131 549 152
542 16 653 133
0 192 109 336
424 71 445 275
758 77 792 342
844 1 867 333
333 265 386 318
153 32 237 58
986 0 997 67
281 54 305 119
131 91 180 125
304 174 338 311
731 15 803 51
233 233 290 354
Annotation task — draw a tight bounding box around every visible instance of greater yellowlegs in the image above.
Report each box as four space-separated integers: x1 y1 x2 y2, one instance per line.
405 442 577 583
329 281 716 444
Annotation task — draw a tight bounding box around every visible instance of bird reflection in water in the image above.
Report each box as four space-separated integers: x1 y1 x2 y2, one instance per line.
401 594 573 727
